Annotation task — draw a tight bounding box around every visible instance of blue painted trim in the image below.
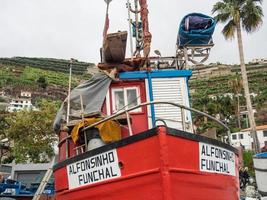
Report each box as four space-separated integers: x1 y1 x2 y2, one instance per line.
147 72 156 126
186 76 191 104
119 70 192 79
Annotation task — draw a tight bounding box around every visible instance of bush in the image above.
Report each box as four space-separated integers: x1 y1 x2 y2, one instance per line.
243 150 255 177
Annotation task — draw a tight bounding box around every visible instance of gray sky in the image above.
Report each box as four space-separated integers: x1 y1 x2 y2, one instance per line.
0 0 266 65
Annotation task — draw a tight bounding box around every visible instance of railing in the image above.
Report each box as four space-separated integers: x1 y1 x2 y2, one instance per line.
82 101 230 132
59 101 231 158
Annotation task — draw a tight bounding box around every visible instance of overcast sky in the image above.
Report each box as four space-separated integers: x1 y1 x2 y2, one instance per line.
0 0 266 65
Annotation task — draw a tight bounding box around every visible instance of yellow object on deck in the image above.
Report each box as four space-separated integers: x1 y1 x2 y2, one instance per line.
71 118 121 144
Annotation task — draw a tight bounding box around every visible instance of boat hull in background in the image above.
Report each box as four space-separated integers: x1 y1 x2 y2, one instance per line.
253 152 267 197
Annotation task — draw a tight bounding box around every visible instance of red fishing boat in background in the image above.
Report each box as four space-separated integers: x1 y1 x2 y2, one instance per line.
53 0 239 199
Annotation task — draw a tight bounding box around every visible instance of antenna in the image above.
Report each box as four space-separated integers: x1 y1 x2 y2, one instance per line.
126 0 134 59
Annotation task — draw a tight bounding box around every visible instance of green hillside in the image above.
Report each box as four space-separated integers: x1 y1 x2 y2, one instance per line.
0 57 94 101
190 63 267 131
0 57 94 75
190 63 267 96
0 65 91 88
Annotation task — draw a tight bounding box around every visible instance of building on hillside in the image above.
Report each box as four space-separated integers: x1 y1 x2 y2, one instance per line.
230 125 267 150
20 91 31 98
0 91 6 97
251 58 267 64
6 91 36 112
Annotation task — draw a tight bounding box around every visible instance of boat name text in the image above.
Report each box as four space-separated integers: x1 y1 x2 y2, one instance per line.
67 149 121 189
199 142 236 176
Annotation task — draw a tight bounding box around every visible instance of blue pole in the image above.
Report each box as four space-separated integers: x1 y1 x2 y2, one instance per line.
147 72 156 126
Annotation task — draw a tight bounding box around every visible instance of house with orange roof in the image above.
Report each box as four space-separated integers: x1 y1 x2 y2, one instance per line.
230 125 267 150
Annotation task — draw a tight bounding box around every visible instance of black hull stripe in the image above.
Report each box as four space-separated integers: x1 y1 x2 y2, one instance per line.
53 127 158 171
166 127 238 154
53 126 238 171
254 167 267 172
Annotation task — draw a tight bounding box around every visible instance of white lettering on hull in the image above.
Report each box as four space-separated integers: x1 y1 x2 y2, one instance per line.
199 142 236 176
67 149 121 189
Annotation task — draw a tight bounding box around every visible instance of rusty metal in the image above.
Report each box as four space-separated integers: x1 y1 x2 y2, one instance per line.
139 0 152 58
102 31 128 63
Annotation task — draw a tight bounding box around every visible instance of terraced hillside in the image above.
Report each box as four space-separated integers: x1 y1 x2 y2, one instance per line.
0 57 95 102
190 63 267 96
0 57 94 75
190 63 267 129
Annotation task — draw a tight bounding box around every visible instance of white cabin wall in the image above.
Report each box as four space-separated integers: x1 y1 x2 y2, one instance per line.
146 77 193 132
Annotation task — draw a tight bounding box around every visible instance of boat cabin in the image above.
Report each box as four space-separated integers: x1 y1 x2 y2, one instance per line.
58 69 193 161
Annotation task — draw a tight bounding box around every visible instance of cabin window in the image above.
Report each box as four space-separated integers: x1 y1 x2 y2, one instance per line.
263 130 267 137
112 87 141 113
114 90 124 110
239 133 244 139
232 134 237 140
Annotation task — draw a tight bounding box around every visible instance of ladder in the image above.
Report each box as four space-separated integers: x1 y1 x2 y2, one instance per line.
32 157 55 200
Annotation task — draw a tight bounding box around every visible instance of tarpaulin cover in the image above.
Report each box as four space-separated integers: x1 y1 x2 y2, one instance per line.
53 72 112 133
177 13 216 47
71 118 121 144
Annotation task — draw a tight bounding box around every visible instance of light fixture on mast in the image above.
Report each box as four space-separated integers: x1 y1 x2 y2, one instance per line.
104 0 112 4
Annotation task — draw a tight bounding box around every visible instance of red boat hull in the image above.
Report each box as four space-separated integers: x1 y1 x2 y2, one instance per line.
54 126 239 200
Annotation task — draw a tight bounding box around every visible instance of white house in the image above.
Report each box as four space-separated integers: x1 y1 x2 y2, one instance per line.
230 125 267 150
0 90 6 97
6 91 37 112
7 98 34 112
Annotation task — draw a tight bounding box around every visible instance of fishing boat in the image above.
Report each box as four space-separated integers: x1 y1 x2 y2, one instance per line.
53 1 239 199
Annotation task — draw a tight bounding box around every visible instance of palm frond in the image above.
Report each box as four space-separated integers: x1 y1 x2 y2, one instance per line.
222 20 236 39
212 1 227 14
214 13 232 23
251 0 263 4
212 1 233 23
241 0 264 32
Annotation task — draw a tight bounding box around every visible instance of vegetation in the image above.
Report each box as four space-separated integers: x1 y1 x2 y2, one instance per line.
3 100 58 163
190 64 267 136
0 57 95 163
0 57 94 75
0 64 92 89
243 150 255 176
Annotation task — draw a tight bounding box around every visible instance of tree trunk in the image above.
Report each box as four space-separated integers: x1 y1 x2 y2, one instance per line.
236 21 260 152
237 95 241 129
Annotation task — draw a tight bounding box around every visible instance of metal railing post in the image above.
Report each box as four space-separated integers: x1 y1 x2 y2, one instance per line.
65 137 69 159
181 108 186 131
126 110 133 136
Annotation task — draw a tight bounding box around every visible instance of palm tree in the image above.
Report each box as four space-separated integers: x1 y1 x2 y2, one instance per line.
212 0 263 152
